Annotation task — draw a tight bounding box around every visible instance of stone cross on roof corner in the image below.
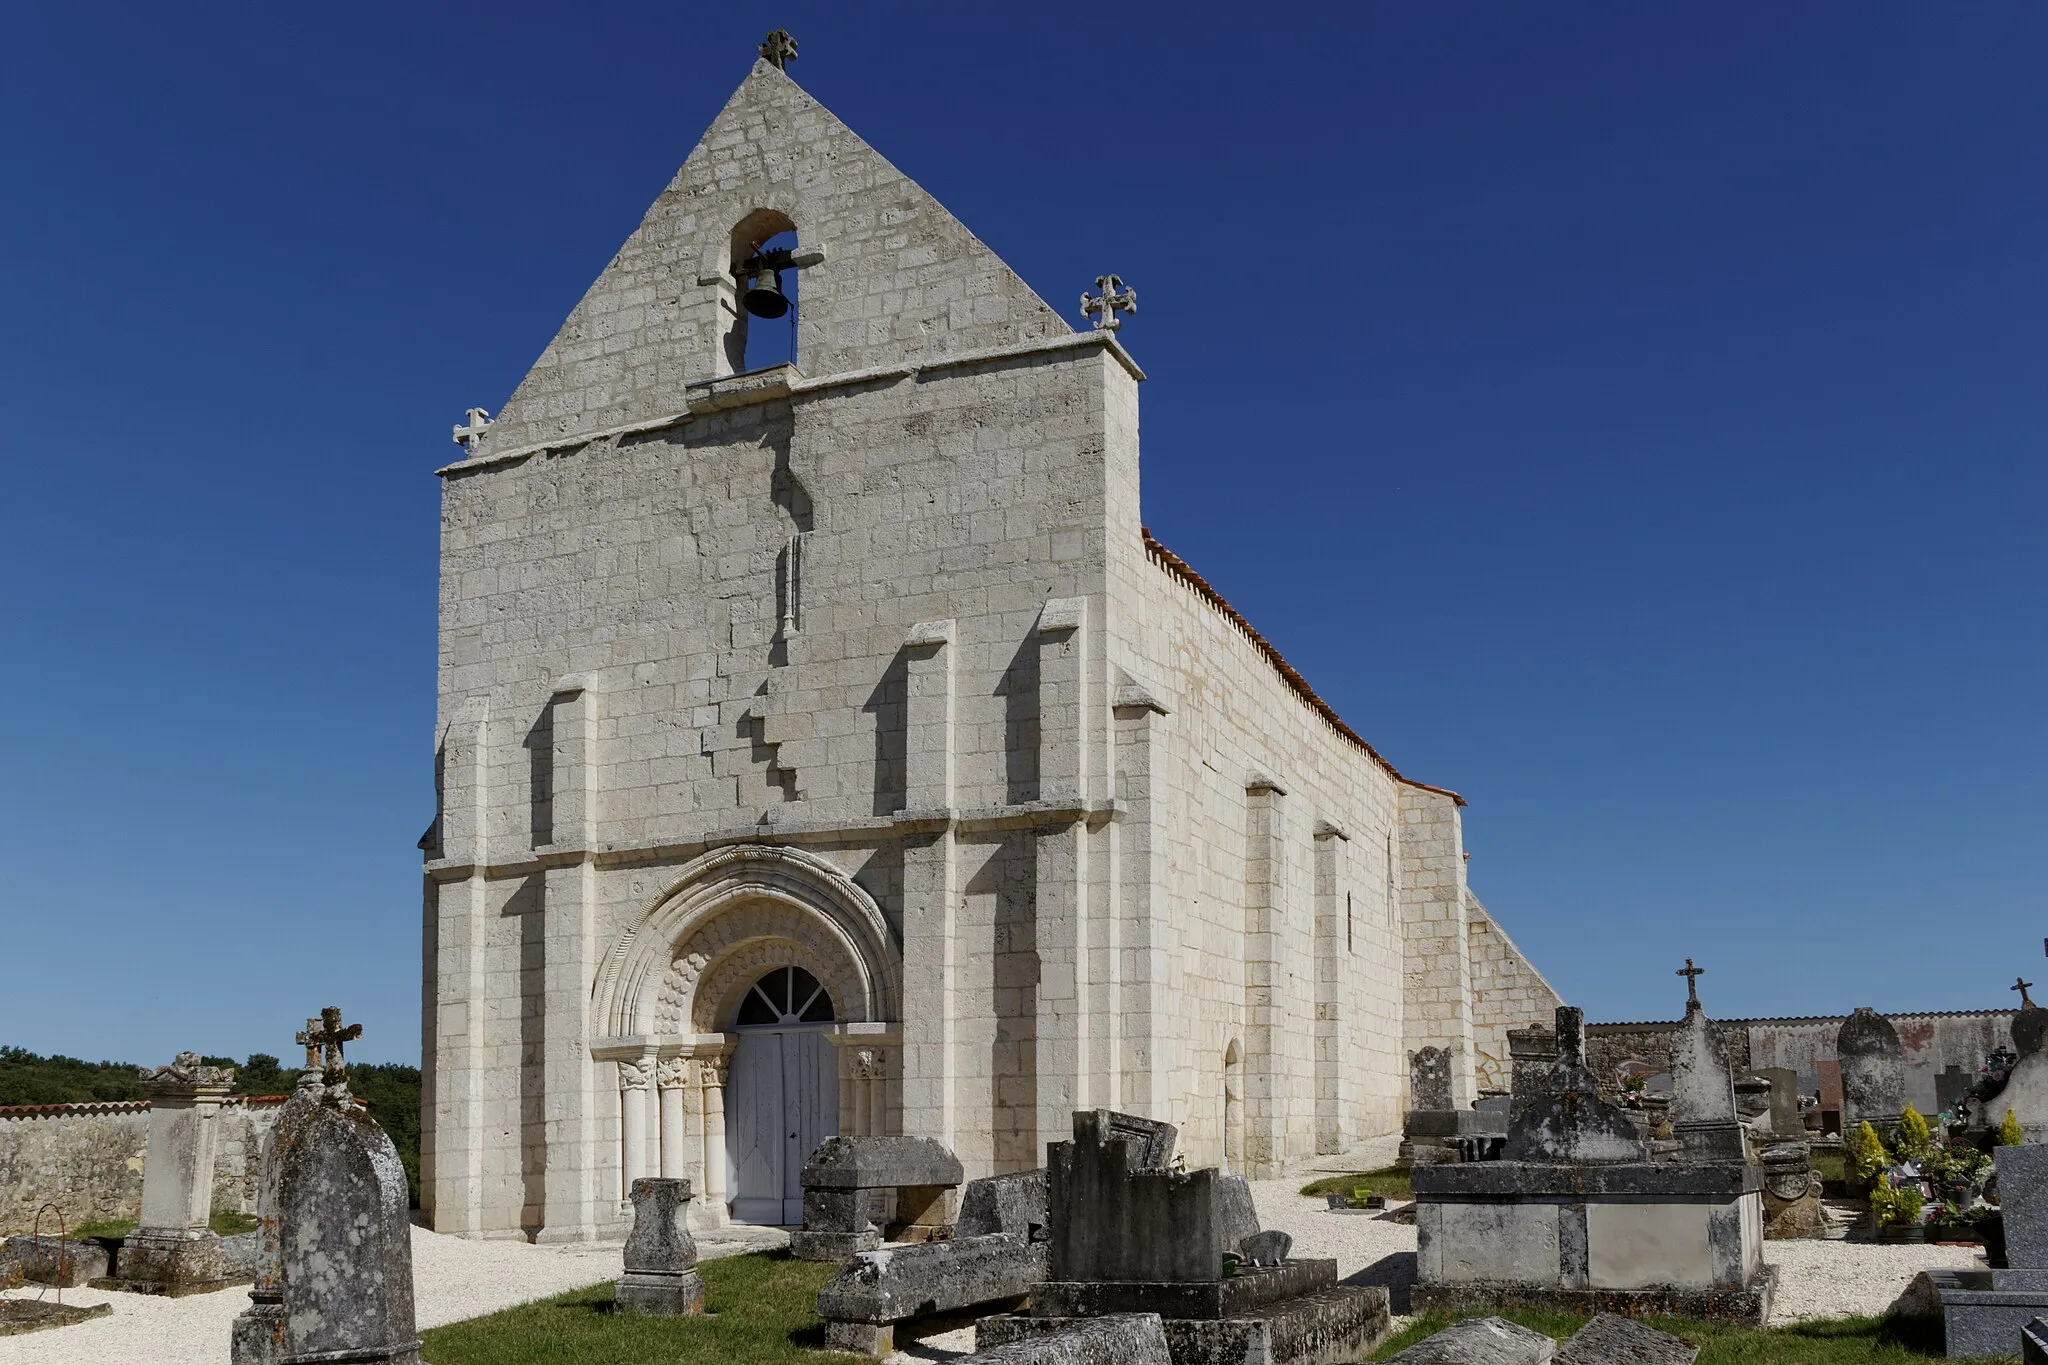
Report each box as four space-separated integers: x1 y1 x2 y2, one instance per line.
1678 958 1705 1009
1081 275 1137 332
2015 977 2036 1009
296 1006 363 1081
452 407 492 448
759 29 798 69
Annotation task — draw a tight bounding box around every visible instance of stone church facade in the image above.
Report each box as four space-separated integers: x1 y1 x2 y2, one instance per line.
420 52 1559 1241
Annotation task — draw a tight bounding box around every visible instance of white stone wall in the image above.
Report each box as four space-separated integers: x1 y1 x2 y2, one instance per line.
1465 892 1565 1093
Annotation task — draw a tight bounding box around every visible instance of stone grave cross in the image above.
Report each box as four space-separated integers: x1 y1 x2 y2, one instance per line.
296 1006 362 1082
2016 977 2036 1009
1080 275 1137 332
450 407 492 448
1678 958 1705 1009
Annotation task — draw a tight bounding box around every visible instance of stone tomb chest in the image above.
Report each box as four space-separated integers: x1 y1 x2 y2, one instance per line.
790 1135 964 1261
977 1109 1388 1365
1413 1006 1773 1326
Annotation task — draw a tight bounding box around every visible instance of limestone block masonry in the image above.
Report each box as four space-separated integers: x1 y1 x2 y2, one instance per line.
420 50 1560 1241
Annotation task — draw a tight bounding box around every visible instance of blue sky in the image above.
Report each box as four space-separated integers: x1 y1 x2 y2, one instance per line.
1 4 2041 1066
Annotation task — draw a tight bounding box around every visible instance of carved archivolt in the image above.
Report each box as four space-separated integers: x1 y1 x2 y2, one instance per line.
591 843 899 1045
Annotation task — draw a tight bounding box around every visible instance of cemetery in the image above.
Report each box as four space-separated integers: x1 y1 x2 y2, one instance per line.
3 22 2041 1365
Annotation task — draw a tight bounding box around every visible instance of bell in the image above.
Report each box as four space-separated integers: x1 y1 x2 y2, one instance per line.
742 267 790 319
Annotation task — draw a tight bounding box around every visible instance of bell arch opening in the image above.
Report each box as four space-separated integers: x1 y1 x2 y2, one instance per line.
723 208 799 376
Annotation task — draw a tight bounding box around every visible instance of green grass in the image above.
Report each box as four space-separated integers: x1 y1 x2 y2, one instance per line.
52 1209 258 1240
62 1219 135 1240
420 1252 844 1365
1367 1308 1985 1364
1814 1147 1847 1184
210 1208 259 1236
1298 1166 1413 1202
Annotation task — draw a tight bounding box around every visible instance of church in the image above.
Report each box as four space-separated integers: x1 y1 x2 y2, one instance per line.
420 40 1560 1241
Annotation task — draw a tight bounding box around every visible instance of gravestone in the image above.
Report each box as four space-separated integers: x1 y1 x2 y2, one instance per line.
616 1178 704 1315
1411 1048 1453 1112
230 1009 419 1365
1817 1060 1844 1132
115 1052 236 1294
1507 1027 1559 1123
1385 1314 1555 1365
1503 1007 1647 1165
1927 1144 2048 1357
1937 1066 1976 1117
1836 1008 1906 1137
1554 1313 1699 1365
2017 1007 2048 1062
1667 967 1745 1163
1758 1068 1802 1137
978 1109 1390 1364
956 1169 1048 1240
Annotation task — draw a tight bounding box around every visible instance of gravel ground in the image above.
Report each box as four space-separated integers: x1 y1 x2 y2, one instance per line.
0 1187 1990 1363
0 1223 783 1365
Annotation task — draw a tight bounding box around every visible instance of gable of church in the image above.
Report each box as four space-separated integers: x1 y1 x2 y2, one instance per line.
476 61 1069 459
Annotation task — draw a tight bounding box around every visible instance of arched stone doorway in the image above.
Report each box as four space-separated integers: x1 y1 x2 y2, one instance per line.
590 845 901 1228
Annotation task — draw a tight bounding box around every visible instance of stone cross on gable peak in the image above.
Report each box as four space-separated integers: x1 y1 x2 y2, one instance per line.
1081 274 1137 332
296 1006 363 1082
2015 976 2036 1009
1678 958 1705 1010
759 28 798 69
452 407 492 449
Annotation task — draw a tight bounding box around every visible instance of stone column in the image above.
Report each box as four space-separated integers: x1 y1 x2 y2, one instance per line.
1243 775 1286 1178
1112 683 1170 1121
697 1055 731 1224
619 1056 654 1200
658 1058 690 1180
121 1054 235 1293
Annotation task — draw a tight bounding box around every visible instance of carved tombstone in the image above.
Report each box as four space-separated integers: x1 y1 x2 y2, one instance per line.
232 1011 419 1365
1503 1007 1647 1165
1758 1067 1803 1138
616 1178 704 1315
1668 1003 1744 1163
1410 1047 1453 1113
118 1052 236 1294
1836 1007 1906 1137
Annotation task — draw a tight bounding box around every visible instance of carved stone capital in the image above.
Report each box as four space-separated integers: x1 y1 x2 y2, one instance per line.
618 1058 652 1091
656 1057 691 1091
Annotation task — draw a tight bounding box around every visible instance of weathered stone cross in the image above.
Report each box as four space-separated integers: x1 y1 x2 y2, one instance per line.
296 1006 363 1080
1080 274 1137 332
1677 958 1705 1008
759 29 798 69
451 407 493 449
2015 977 2036 1009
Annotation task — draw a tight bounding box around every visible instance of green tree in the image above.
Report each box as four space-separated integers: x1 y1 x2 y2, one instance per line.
0 1046 144 1105
1897 1103 1933 1160
1850 1120 1892 1182
1999 1109 2025 1146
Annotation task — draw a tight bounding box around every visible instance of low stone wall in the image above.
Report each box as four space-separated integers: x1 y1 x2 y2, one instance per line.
1587 1010 2015 1116
0 1096 284 1234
